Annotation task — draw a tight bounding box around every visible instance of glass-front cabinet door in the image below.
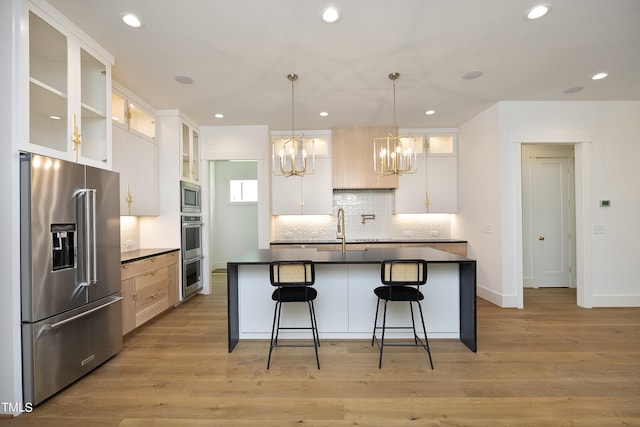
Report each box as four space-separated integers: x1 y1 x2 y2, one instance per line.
181 121 200 182
23 4 113 168
182 123 191 180
28 11 67 152
79 48 108 164
111 86 156 140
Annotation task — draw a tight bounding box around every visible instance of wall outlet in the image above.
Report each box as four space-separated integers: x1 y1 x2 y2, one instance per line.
430 230 439 237
484 225 492 233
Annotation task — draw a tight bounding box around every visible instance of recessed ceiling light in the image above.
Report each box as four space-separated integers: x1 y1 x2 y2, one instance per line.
320 111 329 117
563 86 584 94
122 13 142 28
526 4 550 20
425 110 436 116
462 70 483 80
592 72 608 80
49 115 61 120
175 75 194 84
322 6 341 23
213 113 224 119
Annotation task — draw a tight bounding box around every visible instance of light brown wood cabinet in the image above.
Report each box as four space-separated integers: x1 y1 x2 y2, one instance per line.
120 251 179 335
400 242 467 257
332 127 398 189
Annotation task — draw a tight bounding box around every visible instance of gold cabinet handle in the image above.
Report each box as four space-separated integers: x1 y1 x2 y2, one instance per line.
126 184 133 214
72 114 82 162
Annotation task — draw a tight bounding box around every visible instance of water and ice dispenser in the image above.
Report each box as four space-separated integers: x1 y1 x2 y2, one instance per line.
51 224 76 271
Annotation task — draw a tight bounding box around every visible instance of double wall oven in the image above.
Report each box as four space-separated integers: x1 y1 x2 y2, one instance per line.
181 181 204 299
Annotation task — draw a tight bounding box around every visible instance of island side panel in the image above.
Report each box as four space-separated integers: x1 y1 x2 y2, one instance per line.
227 263 239 352
459 261 477 352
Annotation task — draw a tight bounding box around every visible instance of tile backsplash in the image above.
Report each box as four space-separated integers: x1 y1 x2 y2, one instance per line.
272 189 451 241
120 216 140 252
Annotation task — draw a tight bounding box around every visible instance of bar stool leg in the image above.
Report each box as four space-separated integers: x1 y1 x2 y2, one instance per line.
267 300 281 369
307 301 320 369
379 300 389 369
409 301 418 344
309 300 320 347
371 299 381 346
416 301 434 369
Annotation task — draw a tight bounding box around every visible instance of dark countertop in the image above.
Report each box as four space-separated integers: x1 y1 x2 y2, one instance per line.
121 248 179 264
270 238 467 245
229 247 473 265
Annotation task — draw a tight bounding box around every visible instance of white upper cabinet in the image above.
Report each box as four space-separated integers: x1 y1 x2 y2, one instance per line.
21 1 113 168
271 131 333 215
111 84 156 141
395 130 458 214
181 120 200 183
111 84 158 216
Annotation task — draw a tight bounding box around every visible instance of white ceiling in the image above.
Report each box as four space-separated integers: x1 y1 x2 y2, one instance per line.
48 0 640 130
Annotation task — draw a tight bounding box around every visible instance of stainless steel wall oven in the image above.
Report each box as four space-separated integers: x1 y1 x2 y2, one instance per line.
181 215 203 299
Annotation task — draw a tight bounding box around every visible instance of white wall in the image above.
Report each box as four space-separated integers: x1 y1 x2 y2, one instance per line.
1 0 24 413
457 101 640 308
454 104 507 305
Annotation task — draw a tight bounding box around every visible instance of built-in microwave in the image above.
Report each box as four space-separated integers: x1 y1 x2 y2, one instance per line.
180 181 201 213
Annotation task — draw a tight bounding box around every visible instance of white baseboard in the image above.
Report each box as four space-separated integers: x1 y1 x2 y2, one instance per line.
591 294 640 307
477 285 520 308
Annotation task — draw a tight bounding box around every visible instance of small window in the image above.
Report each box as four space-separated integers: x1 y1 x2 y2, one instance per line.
230 180 258 202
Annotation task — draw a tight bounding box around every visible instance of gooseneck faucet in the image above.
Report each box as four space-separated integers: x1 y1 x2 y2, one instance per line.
336 208 346 253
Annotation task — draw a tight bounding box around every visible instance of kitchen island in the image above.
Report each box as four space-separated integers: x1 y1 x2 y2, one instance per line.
227 247 477 353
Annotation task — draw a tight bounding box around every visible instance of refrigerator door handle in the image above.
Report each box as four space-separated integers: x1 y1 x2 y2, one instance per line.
88 189 97 285
80 189 98 286
45 296 123 329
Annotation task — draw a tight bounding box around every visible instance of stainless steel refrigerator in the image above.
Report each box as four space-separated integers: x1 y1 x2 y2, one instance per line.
20 152 123 406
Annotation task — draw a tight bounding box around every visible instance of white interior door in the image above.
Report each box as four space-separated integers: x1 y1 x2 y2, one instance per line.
530 157 573 287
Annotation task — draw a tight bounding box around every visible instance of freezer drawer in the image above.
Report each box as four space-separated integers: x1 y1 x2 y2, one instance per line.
22 295 123 406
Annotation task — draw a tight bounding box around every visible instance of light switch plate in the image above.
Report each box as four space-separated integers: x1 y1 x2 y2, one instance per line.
593 224 606 234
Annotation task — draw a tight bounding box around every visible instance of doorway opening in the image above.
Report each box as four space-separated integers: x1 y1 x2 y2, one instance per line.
521 144 576 301
209 160 259 271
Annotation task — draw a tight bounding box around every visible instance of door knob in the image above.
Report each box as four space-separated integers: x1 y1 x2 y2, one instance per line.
538 236 545 240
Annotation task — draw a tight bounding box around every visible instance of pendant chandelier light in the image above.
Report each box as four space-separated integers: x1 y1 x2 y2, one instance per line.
272 73 315 177
373 72 417 176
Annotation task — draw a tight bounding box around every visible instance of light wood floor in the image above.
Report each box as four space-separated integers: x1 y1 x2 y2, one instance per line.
4 273 640 426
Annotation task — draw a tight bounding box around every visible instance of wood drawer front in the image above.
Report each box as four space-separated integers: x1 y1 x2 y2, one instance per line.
134 267 169 327
166 251 179 265
121 262 137 281
136 254 169 276
135 267 169 301
135 287 169 326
